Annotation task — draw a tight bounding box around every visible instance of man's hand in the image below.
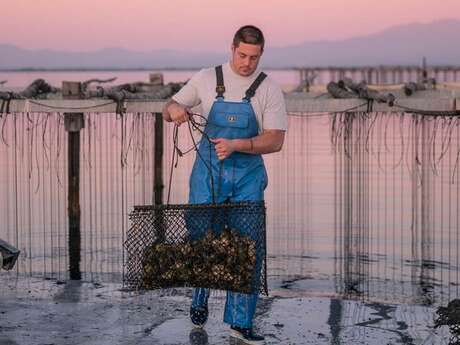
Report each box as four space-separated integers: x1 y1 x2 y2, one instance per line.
163 101 190 126
210 130 285 160
210 138 236 160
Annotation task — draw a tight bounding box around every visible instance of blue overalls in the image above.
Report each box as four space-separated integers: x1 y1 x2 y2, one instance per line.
189 66 268 328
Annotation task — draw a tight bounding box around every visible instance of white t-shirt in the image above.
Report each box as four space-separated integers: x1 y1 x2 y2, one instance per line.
172 62 287 133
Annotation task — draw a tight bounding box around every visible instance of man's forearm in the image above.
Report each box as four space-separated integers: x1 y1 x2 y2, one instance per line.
232 130 285 155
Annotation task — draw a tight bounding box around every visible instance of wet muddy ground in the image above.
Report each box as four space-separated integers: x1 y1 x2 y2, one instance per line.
0 276 452 345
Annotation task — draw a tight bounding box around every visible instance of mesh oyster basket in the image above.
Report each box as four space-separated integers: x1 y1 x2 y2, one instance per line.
435 299 460 345
124 200 267 295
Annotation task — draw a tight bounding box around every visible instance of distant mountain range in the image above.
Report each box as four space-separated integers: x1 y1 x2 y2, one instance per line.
1 19 460 69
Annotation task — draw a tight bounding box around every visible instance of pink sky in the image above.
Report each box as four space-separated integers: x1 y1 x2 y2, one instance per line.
2 0 460 52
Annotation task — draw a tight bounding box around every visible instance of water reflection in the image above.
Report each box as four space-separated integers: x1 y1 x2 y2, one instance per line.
327 299 343 345
1 112 460 305
0 337 19 345
189 327 208 345
53 280 82 303
332 113 460 304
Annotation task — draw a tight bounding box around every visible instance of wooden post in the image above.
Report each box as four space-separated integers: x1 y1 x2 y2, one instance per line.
380 67 385 84
63 81 84 280
154 113 164 205
349 68 355 82
149 73 164 86
338 69 345 81
333 69 339 83
367 68 372 84
360 70 366 83
153 112 165 245
434 68 439 82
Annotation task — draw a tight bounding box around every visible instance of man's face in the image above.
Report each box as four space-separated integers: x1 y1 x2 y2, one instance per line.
230 42 263 77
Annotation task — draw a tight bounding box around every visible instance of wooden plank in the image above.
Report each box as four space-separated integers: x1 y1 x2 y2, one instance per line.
380 98 456 112
7 99 166 113
7 100 27 113
286 97 456 113
285 98 368 113
124 101 166 113
4 97 459 114
288 88 460 98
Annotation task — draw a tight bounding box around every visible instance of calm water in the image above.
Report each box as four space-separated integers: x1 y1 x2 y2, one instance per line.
1 71 460 307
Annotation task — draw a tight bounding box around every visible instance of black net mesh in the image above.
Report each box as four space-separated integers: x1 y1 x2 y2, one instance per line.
435 299 460 345
124 201 267 295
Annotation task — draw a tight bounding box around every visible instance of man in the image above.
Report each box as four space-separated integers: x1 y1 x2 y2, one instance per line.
162 25 287 345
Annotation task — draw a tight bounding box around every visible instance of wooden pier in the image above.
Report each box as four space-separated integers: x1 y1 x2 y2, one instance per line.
0 84 460 280
297 65 460 85
5 91 460 114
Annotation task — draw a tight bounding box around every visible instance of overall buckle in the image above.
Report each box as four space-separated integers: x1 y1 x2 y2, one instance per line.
216 85 226 94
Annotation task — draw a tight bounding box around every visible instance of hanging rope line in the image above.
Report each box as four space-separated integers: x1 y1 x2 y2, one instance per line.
1 107 460 306
167 112 218 204
27 99 117 111
393 102 460 117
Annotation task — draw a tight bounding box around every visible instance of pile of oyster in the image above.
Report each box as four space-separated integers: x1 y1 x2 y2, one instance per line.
142 228 257 293
435 299 460 344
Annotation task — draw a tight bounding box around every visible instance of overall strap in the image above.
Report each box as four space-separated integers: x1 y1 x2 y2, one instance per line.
215 65 225 99
243 72 267 102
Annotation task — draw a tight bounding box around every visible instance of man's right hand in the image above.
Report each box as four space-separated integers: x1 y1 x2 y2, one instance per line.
166 101 190 126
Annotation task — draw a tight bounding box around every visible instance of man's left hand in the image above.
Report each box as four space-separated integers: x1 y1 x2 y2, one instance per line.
210 138 235 160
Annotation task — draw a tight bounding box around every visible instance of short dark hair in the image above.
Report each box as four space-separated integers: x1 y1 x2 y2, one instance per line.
233 25 265 50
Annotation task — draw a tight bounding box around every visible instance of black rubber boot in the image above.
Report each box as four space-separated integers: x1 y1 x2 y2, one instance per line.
190 305 208 328
230 325 265 345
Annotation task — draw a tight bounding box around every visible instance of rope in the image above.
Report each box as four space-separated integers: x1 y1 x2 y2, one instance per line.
26 99 116 111
332 102 370 114
13 98 168 113
166 112 221 205
166 125 179 205
393 102 460 116
186 114 225 231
